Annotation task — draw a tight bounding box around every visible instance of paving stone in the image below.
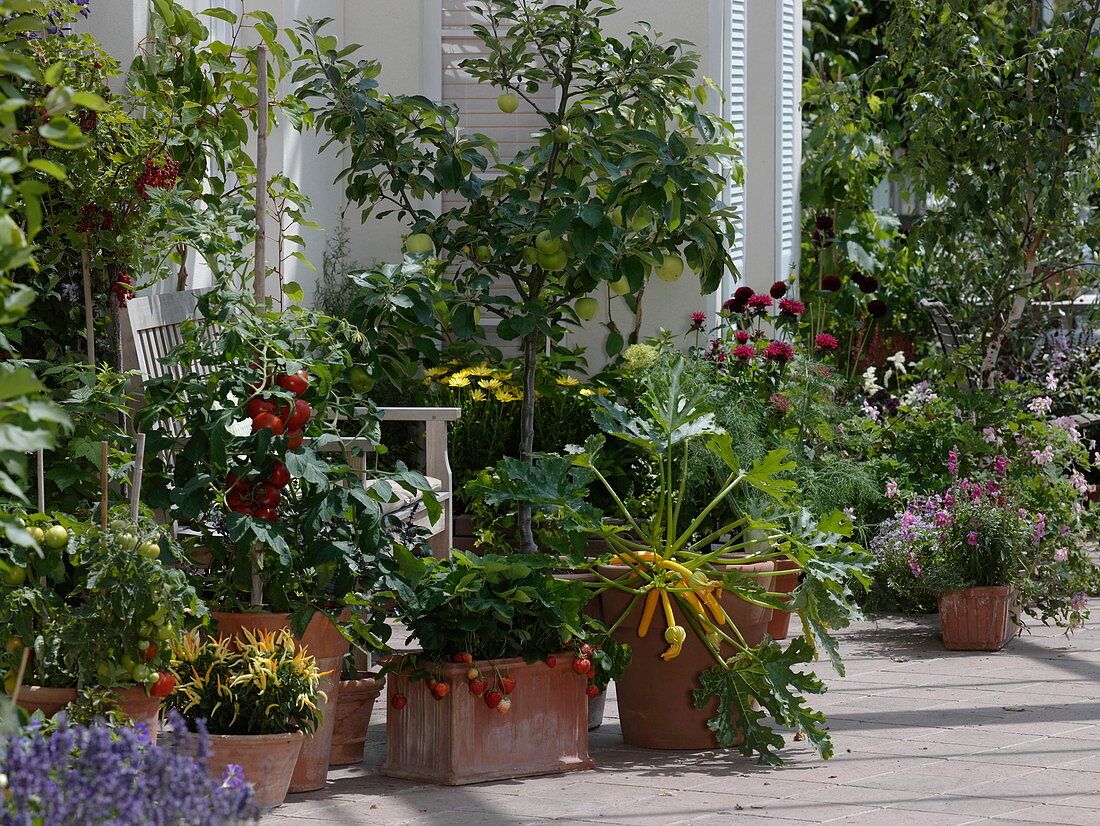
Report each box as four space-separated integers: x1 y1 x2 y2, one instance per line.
1000 804 1100 825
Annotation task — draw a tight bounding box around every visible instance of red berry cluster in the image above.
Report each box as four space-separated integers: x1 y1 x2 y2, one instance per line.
77 108 98 133
572 643 601 698
112 272 134 308
134 158 180 198
77 205 115 233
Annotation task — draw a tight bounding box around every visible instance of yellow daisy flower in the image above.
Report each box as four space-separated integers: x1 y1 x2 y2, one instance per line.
446 375 471 388
423 367 448 378
479 378 503 389
555 376 580 386
579 387 595 397
470 389 488 402
468 364 494 377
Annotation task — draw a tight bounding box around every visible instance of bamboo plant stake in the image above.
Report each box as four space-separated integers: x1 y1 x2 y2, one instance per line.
35 450 45 514
80 241 95 366
100 440 109 531
129 433 146 523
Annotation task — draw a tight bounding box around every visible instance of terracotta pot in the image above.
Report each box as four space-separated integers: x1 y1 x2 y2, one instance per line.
598 561 775 749
16 685 162 738
766 558 802 641
211 610 349 793
937 585 1019 651
205 731 304 809
382 653 594 785
588 686 608 731
328 676 385 766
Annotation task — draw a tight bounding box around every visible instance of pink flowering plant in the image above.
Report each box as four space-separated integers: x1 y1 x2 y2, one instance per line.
872 461 1090 631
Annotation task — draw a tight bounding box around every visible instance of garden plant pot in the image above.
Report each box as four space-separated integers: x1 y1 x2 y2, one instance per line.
553 571 607 730
16 685 162 738
382 653 593 785
937 585 1019 651
588 685 608 731
598 561 775 749
205 730 304 809
328 675 385 765
212 610 348 792
766 557 802 641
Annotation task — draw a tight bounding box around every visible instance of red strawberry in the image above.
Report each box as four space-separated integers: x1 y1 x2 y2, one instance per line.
496 696 512 714
484 689 503 709
466 667 481 681
430 682 451 700
586 667 596 680
500 676 517 695
586 685 600 698
392 694 407 710
544 656 557 668
468 678 487 696
578 643 593 658
572 657 591 675
453 652 473 663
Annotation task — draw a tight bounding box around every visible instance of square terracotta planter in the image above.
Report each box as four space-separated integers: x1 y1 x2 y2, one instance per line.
381 653 594 785
937 585 1019 651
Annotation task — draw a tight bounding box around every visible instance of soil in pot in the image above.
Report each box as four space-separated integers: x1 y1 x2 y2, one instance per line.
328 675 385 765
598 561 775 750
205 731 304 809
211 610 348 793
15 685 162 738
382 653 593 785
937 585 1019 651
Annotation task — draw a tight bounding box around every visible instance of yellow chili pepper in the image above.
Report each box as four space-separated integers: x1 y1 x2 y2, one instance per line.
637 588 660 638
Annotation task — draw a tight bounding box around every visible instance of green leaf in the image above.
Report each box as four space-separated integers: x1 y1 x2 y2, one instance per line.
283 281 305 303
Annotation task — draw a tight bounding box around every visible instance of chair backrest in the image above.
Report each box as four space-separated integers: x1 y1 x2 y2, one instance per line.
920 298 978 392
125 288 212 380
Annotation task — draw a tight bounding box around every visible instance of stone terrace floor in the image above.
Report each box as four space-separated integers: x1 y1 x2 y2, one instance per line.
264 613 1100 825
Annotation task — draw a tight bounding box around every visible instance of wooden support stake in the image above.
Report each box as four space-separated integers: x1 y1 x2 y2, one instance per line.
35 450 45 514
130 433 146 523
80 241 96 367
10 645 30 705
253 45 269 304
100 440 109 531
250 543 264 607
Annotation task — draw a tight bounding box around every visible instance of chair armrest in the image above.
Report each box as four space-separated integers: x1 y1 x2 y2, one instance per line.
371 407 462 422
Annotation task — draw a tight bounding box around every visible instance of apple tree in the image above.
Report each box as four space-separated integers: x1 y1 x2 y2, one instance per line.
293 0 739 550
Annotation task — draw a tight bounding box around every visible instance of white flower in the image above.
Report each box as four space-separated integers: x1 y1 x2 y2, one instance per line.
1070 470 1089 495
887 351 908 373
1055 547 1069 562
861 400 880 422
862 366 881 394
1030 445 1055 466
1045 371 1059 391
1028 397 1053 416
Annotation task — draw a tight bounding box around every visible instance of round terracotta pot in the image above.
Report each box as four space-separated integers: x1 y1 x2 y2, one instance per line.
205 730 304 809
937 585 1019 651
766 558 802 641
16 685 162 737
598 561 775 749
328 675 385 766
211 610 349 793
588 686 608 731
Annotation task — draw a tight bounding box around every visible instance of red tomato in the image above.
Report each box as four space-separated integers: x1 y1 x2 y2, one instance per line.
275 370 309 396
144 642 157 661
268 461 291 488
286 429 304 449
226 491 253 515
150 672 177 698
283 398 312 429
254 506 279 522
251 412 285 435
245 397 277 419
258 482 281 507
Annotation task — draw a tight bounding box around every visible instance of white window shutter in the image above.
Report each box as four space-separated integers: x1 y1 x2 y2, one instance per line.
726 0 748 296
776 0 802 287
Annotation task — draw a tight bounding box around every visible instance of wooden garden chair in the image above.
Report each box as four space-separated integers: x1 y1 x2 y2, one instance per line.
920 298 1100 432
123 288 460 558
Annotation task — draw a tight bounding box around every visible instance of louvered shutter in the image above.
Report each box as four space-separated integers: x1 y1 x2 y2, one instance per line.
726 0 748 296
776 0 801 286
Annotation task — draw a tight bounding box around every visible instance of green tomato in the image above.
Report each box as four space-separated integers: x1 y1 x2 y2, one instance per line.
552 124 571 143
574 297 599 321
155 623 176 642
521 246 539 265
656 254 685 282
96 662 113 683
497 93 519 113
43 525 68 549
109 519 131 533
118 533 139 550
535 230 561 255
139 541 161 560
130 664 152 684
538 249 568 272
405 233 434 255
27 526 44 543
475 244 492 262
148 606 168 626
348 366 375 394
121 653 135 671
138 623 157 639
610 277 631 296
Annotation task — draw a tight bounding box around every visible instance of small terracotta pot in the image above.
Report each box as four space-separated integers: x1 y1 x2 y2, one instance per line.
205 730 304 809
766 558 802 641
211 610 349 793
16 685 162 738
328 676 385 766
588 686 608 731
937 585 1019 651
599 561 775 749
382 653 593 785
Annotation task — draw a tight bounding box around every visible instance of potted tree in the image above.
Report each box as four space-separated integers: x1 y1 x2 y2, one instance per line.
294 0 740 552
378 548 628 785
0 510 202 734
871 465 1091 650
139 287 438 790
482 357 875 764
166 627 325 808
